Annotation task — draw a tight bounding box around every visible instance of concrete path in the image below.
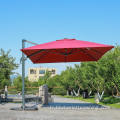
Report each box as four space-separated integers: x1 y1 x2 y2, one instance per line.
0 95 120 120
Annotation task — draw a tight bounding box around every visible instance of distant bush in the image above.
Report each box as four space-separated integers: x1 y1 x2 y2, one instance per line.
52 88 66 96
103 96 120 104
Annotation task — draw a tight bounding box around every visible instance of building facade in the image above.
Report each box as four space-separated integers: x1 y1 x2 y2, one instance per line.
28 67 56 82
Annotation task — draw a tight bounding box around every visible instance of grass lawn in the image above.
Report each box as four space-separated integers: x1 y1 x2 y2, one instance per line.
62 95 120 109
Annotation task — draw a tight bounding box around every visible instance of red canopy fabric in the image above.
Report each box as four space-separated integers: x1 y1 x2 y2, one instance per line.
21 38 114 63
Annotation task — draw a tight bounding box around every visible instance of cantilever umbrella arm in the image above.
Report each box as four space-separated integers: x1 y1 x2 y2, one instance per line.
21 39 38 110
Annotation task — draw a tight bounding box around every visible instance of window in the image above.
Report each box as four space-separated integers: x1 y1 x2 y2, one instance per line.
39 70 45 74
30 69 36 74
48 69 55 74
52 69 55 74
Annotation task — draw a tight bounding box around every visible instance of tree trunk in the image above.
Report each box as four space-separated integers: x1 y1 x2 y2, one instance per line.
71 91 73 96
97 91 104 101
73 88 80 96
77 87 80 96
73 89 78 96
112 89 114 96
88 90 92 96
66 90 69 96
114 85 120 96
73 89 77 96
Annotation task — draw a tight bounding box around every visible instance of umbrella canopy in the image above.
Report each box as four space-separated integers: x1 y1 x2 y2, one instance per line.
21 38 114 63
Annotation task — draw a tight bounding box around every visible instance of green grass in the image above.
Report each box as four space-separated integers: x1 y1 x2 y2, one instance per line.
101 96 120 108
8 87 38 95
63 95 95 103
62 95 120 109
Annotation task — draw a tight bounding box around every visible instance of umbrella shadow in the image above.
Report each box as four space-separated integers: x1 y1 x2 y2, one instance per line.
42 102 106 109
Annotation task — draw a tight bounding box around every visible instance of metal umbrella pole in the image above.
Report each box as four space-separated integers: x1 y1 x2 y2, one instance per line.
22 39 26 110
22 39 38 110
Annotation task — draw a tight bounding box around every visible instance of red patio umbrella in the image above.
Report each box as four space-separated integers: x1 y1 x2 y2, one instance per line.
21 38 114 63
20 38 114 110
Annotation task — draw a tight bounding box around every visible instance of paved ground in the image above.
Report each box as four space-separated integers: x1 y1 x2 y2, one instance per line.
0 95 120 120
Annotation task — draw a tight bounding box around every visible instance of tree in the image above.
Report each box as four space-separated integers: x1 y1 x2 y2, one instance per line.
13 76 31 91
0 49 18 89
46 75 61 89
72 64 89 96
60 66 75 96
38 70 51 86
104 46 120 96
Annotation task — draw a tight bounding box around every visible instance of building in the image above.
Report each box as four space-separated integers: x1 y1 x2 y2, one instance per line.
28 67 56 82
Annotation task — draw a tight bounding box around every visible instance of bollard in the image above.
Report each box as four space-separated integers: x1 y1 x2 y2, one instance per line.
39 84 48 105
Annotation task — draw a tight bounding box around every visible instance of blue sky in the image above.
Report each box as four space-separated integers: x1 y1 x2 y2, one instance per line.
0 0 120 75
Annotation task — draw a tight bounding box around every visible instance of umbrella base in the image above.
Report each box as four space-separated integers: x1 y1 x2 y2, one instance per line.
10 105 38 111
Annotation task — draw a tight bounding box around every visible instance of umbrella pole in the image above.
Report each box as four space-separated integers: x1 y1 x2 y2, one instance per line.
21 40 38 110
22 39 26 110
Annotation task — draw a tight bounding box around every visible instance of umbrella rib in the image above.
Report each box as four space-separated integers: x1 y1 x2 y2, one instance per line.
34 49 75 63
27 48 99 63
34 50 49 63
27 49 46 58
47 51 65 56
80 49 97 61
65 49 67 62
90 48 103 55
46 49 74 56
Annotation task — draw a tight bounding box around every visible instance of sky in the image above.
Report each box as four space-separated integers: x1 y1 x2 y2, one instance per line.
0 0 120 75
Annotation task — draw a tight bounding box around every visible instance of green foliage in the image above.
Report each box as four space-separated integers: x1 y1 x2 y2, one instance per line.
30 81 38 87
8 87 18 94
38 76 45 86
38 70 51 86
0 49 18 89
103 96 120 104
13 76 31 91
102 46 120 96
13 76 22 91
60 66 75 91
47 75 61 89
52 87 66 95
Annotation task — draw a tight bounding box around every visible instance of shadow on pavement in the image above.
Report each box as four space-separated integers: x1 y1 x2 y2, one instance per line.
42 102 106 109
